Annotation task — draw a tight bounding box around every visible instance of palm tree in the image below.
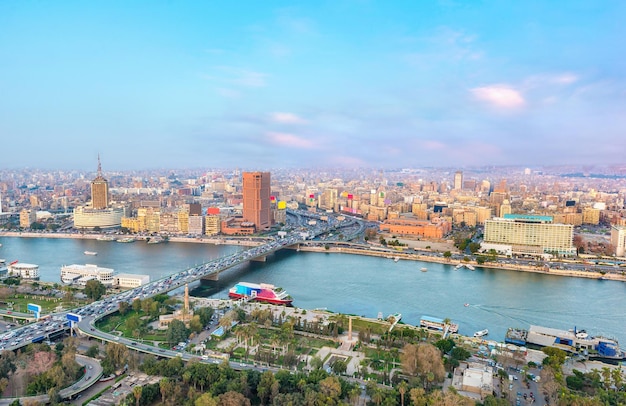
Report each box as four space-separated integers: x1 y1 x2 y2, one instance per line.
397 380 408 406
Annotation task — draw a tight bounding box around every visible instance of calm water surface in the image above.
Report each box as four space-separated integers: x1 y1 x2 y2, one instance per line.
1 236 625 344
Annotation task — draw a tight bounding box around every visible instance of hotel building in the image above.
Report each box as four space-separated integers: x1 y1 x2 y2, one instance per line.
483 214 575 257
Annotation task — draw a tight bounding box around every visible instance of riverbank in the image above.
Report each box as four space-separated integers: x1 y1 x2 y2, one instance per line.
294 245 626 282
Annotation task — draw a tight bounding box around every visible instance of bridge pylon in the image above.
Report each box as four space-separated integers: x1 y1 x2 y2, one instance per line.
202 272 220 281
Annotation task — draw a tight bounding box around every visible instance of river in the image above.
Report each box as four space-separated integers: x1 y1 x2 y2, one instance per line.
1 236 625 344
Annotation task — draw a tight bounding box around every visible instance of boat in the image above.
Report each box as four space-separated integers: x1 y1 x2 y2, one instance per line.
420 267 428 272
464 303 470 307
393 257 399 263
228 282 293 305
474 329 489 338
7 261 40 280
96 236 116 241
147 238 163 244
420 316 459 333
505 328 528 346
116 237 135 243
387 313 402 323
84 251 98 256
466 264 475 271
455 264 463 270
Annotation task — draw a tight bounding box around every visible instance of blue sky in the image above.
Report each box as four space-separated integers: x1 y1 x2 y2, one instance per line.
1 1 624 170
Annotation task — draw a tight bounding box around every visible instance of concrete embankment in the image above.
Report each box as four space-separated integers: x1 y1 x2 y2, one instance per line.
294 245 626 282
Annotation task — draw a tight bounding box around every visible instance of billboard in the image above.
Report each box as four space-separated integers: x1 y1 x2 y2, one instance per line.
66 313 82 323
27 303 41 313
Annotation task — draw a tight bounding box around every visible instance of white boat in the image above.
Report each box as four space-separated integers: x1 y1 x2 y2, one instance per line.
116 237 135 243
474 329 489 338
420 267 428 272
455 264 463 270
393 257 399 262
466 264 475 271
84 251 98 256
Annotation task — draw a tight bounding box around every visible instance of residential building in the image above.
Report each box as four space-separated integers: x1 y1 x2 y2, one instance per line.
19 209 36 228
611 225 626 257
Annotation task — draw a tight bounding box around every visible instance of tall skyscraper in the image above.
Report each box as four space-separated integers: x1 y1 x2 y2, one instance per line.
454 171 463 190
243 172 271 230
91 155 109 209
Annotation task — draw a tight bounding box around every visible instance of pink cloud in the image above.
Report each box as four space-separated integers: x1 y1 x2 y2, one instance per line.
270 112 307 124
471 85 525 108
266 132 314 148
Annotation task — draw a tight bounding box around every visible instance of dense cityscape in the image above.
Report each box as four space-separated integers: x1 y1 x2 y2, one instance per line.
0 162 625 405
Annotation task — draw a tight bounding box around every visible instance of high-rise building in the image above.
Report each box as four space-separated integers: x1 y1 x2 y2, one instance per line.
91 155 109 209
454 171 463 190
611 226 626 257
242 172 271 230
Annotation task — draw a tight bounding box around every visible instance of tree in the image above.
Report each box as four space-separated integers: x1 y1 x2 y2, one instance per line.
218 391 251 406
443 251 452 260
84 279 106 301
195 307 215 326
119 301 130 316
166 319 190 346
257 370 277 405
331 360 347 375
132 385 143 406
397 380 408 406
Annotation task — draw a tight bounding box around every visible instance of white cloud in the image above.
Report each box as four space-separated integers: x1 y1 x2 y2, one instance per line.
266 132 314 148
270 112 307 124
471 85 525 108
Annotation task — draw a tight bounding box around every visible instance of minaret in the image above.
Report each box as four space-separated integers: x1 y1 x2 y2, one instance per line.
184 284 189 313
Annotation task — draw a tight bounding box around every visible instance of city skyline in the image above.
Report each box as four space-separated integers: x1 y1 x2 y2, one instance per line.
1 1 625 170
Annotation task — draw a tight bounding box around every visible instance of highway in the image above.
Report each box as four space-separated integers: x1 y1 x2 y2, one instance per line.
1 210 359 356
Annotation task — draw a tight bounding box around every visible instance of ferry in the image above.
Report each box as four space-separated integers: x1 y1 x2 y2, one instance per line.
228 282 293 305
116 237 135 243
473 329 489 338
84 251 98 256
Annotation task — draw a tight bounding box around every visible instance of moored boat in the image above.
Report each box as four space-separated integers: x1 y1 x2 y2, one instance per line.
7 261 40 280
228 282 293 305
116 237 135 243
474 329 489 338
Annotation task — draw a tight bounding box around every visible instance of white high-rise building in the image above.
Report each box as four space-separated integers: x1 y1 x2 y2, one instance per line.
611 225 626 257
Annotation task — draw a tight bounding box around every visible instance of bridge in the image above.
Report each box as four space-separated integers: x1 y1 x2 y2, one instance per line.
0 211 366 401
1 210 362 349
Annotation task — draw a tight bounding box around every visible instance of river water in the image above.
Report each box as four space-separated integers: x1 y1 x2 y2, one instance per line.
1 236 625 344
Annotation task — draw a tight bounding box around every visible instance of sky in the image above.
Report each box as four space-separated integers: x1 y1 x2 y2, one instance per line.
1 1 625 171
